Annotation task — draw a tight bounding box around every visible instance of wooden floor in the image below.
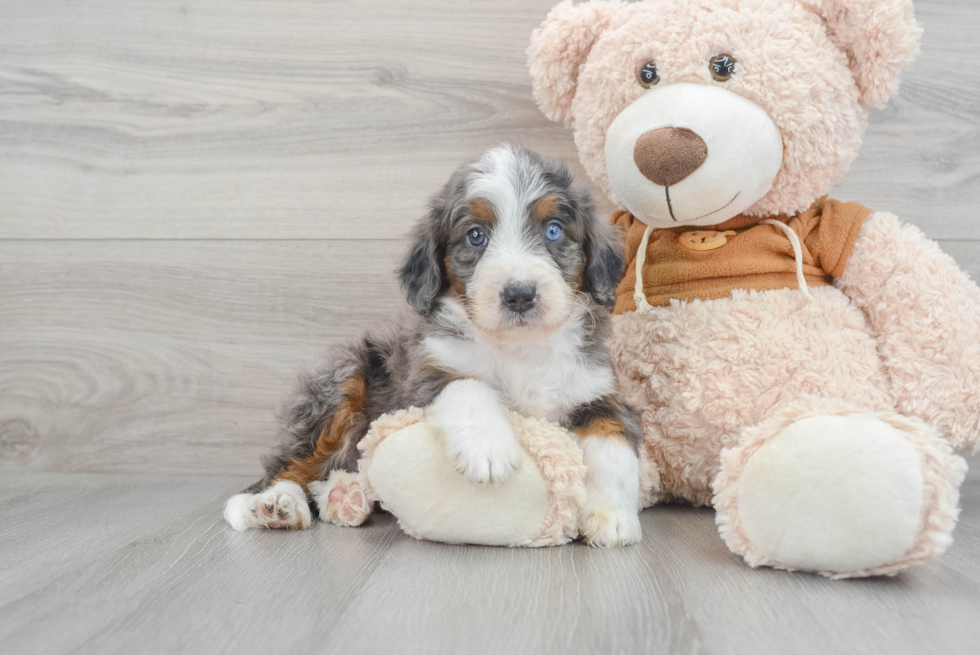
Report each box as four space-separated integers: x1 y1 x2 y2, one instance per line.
1 1 979 653
0 467 977 655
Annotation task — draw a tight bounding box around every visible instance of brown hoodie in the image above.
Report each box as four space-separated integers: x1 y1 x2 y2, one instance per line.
612 197 873 314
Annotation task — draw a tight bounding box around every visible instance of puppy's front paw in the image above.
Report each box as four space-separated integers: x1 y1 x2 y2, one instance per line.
579 506 642 548
428 379 522 483
445 423 522 484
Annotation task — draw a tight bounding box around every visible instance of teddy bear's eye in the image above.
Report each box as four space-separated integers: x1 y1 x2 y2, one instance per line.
637 61 660 88
710 54 737 82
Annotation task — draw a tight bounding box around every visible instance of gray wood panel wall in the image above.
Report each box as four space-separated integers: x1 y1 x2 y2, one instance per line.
2 0 979 478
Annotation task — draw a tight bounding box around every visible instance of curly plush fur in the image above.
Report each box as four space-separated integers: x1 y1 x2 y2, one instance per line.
611 283 897 506
838 213 980 452
713 396 967 578
530 0 977 577
608 217 977 576
529 0 919 218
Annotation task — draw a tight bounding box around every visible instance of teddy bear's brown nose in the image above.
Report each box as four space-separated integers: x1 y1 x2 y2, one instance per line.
633 127 709 187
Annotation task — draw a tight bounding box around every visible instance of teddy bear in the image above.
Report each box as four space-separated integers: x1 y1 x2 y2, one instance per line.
529 0 980 577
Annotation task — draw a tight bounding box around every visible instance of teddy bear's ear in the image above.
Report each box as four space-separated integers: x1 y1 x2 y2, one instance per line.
528 1 625 126
804 0 922 108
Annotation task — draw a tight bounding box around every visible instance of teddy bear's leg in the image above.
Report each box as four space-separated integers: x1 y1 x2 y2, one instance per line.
308 470 372 528
713 397 967 578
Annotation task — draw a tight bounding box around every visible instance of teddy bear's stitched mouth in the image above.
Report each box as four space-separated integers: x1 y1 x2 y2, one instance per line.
665 188 740 223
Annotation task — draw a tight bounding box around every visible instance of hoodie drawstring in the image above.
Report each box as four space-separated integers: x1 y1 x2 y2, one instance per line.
631 220 819 315
633 224 655 314
760 219 819 314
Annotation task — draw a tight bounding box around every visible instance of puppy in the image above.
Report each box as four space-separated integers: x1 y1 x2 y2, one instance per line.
224 144 643 546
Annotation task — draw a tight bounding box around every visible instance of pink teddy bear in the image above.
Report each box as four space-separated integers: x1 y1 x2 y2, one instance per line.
530 0 979 577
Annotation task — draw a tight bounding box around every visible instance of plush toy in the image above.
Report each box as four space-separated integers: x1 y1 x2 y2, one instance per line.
529 0 980 577
327 408 589 547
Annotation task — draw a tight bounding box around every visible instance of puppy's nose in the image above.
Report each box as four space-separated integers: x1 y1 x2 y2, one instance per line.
502 283 537 313
633 127 708 187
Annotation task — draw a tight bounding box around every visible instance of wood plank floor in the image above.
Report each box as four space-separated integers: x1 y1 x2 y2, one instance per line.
1 466 978 655
2 1 980 653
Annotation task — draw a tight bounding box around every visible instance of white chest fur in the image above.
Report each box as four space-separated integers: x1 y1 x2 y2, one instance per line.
423 325 614 422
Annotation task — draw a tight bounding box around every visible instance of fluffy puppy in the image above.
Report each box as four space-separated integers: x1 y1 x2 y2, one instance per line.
223 144 643 546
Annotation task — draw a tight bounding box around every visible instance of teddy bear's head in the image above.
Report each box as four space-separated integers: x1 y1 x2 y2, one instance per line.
529 0 921 227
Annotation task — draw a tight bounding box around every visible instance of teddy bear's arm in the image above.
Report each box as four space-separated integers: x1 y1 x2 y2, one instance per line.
836 212 980 452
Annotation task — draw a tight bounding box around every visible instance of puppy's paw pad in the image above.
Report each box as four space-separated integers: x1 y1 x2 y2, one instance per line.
254 485 311 530
579 507 642 548
225 483 311 531
311 473 371 527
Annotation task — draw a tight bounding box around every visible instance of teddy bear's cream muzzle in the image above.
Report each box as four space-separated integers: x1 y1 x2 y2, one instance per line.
604 83 783 228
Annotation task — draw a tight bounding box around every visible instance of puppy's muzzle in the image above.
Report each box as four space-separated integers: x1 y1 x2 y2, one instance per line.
502 283 537 314
633 127 708 187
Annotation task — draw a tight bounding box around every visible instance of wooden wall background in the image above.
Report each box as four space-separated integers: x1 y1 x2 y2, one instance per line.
2 0 979 478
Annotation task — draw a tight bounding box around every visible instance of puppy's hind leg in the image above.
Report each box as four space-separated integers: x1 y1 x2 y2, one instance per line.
223 481 312 531
309 470 372 527
224 358 371 531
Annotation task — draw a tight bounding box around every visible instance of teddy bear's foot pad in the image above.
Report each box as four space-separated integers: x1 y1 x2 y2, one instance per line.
715 404 966 578
310 471 372 527
223 480 312 531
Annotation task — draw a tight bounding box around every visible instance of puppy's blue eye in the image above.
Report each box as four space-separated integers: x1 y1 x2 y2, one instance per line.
466 227 487 247
545 223 563 242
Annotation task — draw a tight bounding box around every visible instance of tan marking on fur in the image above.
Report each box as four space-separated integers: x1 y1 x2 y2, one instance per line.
534 195 559 221
571 416 627 442
274 377 367 492
468 197 496 224
419 359 473 387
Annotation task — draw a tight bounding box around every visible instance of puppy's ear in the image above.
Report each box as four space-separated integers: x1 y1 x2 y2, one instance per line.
576 185 624 308
528 0 625 126
399 206 448 316
802 0 921 108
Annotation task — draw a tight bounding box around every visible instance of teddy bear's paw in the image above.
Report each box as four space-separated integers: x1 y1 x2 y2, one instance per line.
718 408 966 577
310 471 372 527
223 480 311 531
445 423 523 484
578 505 642 548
